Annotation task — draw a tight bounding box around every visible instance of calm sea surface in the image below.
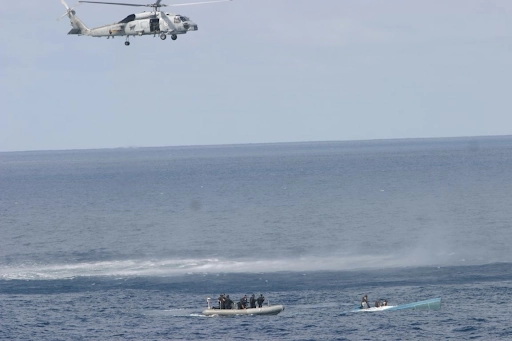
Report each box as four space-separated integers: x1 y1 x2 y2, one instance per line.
1 136 512 340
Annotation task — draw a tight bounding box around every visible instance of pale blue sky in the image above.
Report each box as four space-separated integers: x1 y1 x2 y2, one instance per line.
1 0 511 152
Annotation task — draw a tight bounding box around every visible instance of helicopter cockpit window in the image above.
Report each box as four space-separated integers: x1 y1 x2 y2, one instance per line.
174 16 181 24
180 16 189 22
118 14 136 24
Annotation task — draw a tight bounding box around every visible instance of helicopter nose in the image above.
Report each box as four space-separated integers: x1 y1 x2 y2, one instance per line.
186 22 198 31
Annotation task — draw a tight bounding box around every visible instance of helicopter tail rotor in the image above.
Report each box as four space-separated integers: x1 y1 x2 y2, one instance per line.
61 0 70 10
58 0 90 35
57 0 81 21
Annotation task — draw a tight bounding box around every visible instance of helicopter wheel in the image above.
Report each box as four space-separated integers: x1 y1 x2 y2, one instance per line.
171 34 177 41
125 41 130 46
160 33 167 40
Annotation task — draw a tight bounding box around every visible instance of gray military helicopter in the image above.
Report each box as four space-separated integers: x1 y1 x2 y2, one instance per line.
59 0 231 46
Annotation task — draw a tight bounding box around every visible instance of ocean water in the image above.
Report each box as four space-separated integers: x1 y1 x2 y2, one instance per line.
1 136 512 340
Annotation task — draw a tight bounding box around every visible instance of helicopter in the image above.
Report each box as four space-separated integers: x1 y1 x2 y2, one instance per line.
59 0 232 46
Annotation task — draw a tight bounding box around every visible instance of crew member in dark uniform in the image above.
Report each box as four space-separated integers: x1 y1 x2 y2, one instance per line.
218 294 225 309
238 296 247 309
225 295 233 309
250 294 256 308
256 294 265 308
241 295 248 309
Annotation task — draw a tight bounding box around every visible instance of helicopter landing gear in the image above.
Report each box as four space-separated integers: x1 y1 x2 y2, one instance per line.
171 34 177 41
125 36 130 46
160 33 167 40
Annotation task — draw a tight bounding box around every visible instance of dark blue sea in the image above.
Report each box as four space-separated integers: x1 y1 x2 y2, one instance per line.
2 137 512 340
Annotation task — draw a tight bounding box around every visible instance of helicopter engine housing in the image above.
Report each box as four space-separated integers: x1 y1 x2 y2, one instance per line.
134 12 156 20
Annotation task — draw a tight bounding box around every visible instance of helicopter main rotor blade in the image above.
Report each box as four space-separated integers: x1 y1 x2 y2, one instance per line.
78 0 230 8
166 0 231 7
78 1 166 7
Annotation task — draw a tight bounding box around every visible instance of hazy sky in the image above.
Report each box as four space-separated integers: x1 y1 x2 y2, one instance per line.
1 0 511 152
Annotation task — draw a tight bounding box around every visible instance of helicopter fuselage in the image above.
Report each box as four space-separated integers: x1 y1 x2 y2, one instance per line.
82 12 197 38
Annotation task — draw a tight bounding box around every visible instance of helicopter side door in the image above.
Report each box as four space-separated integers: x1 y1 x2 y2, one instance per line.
136 19 158 34
150 19 160 33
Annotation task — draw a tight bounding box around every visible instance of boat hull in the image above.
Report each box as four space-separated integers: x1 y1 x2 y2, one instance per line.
203 305 284 316
387 298 441 311
347 298 441 313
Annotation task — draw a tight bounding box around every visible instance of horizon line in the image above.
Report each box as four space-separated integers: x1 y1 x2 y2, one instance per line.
1 133 511 154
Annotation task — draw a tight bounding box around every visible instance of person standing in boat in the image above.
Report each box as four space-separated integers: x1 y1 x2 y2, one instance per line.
225 295 233 309
361 295 370 309
375 300 380 308
250 294 256 308
257 294 265 308
238 295 248 309
218 294 226 309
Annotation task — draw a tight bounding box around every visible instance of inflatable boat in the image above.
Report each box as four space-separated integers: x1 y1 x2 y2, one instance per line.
202 298 284 316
